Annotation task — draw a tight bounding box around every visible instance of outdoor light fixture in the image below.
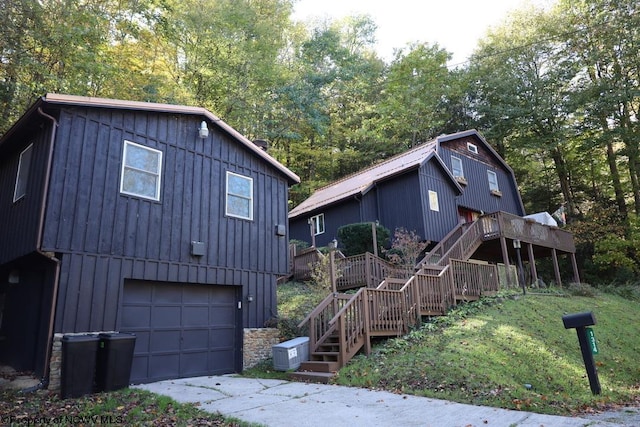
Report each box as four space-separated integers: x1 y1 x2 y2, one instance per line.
329 238 337 250
8 270 19 284
247 294 254 303
198 121 209 139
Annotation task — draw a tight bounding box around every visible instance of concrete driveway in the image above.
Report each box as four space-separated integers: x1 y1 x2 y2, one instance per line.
133 375 628 427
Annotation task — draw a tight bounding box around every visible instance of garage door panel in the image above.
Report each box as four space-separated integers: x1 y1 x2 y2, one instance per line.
182 287 210 303
149 354 180 379
182 329 209 350
183 306 209 326
210 350 235 371
181 353 209 376
121 280 240 384
210 306 235 323
122 306 151 328
123 285 152 303
152 306 182 328
150 330 181 352
154 285 183 303
133 331 150 353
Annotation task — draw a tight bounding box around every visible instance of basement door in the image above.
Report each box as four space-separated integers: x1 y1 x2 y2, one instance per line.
121 280 242 384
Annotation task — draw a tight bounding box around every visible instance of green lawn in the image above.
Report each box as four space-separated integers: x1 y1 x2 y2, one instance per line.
334 289 640 415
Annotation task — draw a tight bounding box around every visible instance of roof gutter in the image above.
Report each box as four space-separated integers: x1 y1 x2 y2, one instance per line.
23 107 61 392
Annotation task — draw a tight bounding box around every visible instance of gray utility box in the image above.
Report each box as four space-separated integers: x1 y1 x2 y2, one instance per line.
272 337 309 371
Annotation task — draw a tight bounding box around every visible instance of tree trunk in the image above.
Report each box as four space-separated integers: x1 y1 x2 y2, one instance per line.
551 147 575 219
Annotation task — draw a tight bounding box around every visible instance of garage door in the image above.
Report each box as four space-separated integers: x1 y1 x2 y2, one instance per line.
121 280 241 384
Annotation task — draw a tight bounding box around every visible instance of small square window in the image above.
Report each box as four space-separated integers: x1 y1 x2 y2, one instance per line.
467 143 478 154
310 213 325 235
428 190 439 212
226 171 253 220
120 140 163 201
13 143 34 202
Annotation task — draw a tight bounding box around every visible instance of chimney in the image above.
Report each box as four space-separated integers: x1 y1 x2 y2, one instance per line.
253 139 269 151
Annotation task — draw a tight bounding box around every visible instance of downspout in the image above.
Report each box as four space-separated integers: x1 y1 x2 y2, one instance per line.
23 107 61 392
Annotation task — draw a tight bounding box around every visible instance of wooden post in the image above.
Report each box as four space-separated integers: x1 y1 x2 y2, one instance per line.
526 242 539 286
371 222 378 257
571 253 580 284
500 237 514 287
552 248 562 287
309 219 316 248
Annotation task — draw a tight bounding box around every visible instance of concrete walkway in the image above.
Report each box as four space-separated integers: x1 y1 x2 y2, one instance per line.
133 375 625 427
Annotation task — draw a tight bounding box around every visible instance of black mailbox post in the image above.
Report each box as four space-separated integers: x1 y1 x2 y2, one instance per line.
562 311 601 395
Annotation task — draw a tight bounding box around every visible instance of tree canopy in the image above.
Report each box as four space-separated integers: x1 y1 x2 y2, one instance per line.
2 0 639 282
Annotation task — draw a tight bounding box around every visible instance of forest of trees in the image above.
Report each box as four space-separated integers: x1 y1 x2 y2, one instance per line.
2 0 639 283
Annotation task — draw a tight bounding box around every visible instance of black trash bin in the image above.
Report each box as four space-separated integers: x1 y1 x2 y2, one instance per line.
95 332 136 392
61 334 99 399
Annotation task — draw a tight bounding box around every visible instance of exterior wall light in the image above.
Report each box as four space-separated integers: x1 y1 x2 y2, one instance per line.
198 121 209 139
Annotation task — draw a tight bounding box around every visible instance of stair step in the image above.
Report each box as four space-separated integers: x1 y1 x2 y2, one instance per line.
288 370 336 384
299 360 340 372
309 352 339 362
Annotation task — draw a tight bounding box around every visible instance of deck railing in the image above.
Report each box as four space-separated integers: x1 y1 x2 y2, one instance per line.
291 246 323 281
336 252 409 290
420 211 575 270
450 259 499 300
491 211 575 252
412 267 454 316
298 292 354 362
298 258 503 374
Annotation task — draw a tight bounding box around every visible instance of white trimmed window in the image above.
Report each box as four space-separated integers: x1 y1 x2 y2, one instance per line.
451 156 464 178
310 213 325 235
487 170 500 192
13 143 34 202
467 142 478 154
428 190 439 212
120 140 163 201
226 171 253 220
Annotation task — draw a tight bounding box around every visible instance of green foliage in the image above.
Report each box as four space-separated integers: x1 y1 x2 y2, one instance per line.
337 222 390 256
310 251 342 293
274 281 328 340
383 227 429 273
2 0 640 280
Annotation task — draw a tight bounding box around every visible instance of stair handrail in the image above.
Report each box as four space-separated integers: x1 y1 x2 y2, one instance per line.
420 222 468 266
297 292 336 329
421 219 485 268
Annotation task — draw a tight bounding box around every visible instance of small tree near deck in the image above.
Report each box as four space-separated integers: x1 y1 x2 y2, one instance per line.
384 228 429 275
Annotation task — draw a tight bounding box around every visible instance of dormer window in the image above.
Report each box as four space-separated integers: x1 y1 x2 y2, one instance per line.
467 143 478 154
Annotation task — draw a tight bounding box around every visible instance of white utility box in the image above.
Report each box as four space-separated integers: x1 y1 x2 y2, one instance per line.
272 336 309 371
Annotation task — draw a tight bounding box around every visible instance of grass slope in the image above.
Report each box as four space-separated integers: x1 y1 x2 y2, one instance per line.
328 290 640 415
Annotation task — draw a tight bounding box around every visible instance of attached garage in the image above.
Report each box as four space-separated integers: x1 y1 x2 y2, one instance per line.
121 280 242 384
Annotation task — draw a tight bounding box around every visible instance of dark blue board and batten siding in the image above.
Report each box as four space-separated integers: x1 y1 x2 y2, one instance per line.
439 147 524 216
41 106 289 333
0 121 51 264
418 161 461 243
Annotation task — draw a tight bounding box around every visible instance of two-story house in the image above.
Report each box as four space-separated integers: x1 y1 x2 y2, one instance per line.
0 94 299 386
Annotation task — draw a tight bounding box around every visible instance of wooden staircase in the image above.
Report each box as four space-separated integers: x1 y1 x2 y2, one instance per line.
290 217 502 383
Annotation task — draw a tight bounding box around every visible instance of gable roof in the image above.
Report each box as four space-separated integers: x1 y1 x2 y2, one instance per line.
436 129 515 177
289 138 464 218
1 93 300 184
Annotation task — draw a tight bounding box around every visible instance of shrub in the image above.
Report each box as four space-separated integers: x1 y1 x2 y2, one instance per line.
337 222 390 256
